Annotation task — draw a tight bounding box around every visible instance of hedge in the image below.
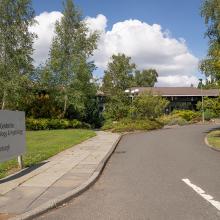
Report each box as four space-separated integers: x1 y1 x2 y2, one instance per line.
26 118 91 130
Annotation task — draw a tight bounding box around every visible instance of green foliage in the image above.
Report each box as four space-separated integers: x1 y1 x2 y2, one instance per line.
103 88 167 132
101 119 115 130
102 118 163 132
197 97 220 118
19 0 101 124
159 115 189 126
26 118 91 131
204 109 217 120
103 95 130 121
132 93 169 120
171 110 201 122
0 0 36 109
102 54 136 121
48 0 99 117
82 98 104 128
102 54 164 122
168 117 188 126
102 54 158 95
102 54 136 96
200 0 220 85
198 78 220 89
159 110 201 126
200 42 220 84
0 129 96 179
134 69 158 87
102 54 162 122
201 0 220 41
24 91 62 118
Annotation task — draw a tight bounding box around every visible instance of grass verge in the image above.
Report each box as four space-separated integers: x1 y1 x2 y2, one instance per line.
0 129 96 179
207 130 220 150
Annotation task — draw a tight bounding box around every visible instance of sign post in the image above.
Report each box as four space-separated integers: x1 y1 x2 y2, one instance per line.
18 155 24 169
0 111 26 169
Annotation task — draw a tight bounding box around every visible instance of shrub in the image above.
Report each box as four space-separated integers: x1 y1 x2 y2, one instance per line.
26 118 91 130
197 97 220 118
204 109 217 121
81 122 91 129
101 120 115 130
47 119 70 129
103 95 130 121
102 118 163 132
159 109 202 126
26 118 49 130
69 119 82 128
171 110 201 122
159 114 189 126
132 92 169 120
166 117 188 126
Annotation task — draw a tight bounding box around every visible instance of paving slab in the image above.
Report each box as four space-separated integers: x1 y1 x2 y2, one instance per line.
0 131 120 218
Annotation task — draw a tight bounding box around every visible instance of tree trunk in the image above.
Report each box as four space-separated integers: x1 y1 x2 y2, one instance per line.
1 90 6 110
63 94 68 118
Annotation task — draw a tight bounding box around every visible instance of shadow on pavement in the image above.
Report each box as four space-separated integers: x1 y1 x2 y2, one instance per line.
0 162 48 184
203 126 220 134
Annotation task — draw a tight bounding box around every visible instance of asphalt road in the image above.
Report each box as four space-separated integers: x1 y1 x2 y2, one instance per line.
38 125 220 220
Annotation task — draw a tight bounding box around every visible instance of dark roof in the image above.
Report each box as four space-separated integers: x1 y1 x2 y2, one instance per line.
130 87 220 97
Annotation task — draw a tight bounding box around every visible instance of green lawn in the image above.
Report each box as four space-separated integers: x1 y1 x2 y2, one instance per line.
207 130 220 150
0 129 96 179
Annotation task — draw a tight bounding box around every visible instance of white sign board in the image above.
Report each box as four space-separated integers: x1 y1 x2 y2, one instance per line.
0 111 26 162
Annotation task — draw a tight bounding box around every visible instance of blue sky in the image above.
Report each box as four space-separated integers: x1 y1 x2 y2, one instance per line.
33 0 207 59
31 0 208 86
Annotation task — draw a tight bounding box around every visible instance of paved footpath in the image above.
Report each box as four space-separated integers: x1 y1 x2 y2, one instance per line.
0 131 120 220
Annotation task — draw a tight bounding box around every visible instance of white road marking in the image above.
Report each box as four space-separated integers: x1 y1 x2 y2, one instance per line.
182 178 220 211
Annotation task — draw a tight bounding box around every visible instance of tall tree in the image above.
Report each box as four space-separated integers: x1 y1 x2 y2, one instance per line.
201 0 220 42
0 0 36 109
48 0 99 118
102 53 136 96
102 54 136 120
200 41 220 83
134 69 158 87
200 0 220 85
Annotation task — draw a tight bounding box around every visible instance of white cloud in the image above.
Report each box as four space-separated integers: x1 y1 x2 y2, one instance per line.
86 16 199 87
30 11 63 66
85 14 107 33
157 75 199 87
31 12 199 87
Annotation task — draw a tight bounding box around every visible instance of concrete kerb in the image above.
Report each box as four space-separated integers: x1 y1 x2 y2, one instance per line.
10 134 123 220
204 135 220 152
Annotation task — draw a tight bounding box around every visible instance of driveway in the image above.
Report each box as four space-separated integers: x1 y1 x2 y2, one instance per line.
38 125 220 220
